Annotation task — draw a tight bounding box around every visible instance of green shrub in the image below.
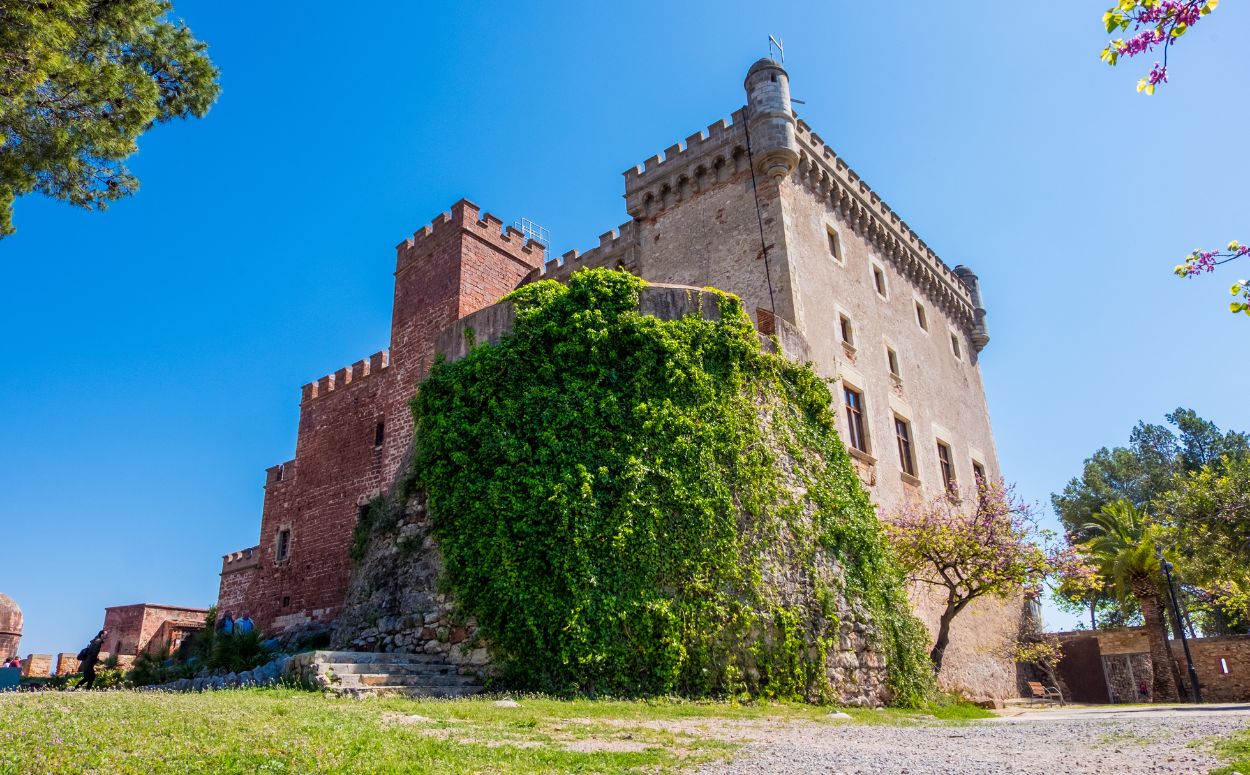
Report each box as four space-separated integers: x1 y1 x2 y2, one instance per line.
407 268 934 705
208 630 273 673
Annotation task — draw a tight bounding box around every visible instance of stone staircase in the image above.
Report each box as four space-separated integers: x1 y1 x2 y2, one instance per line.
287 650 483 699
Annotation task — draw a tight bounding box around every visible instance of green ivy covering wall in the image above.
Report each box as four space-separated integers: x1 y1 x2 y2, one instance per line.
406 268 934 705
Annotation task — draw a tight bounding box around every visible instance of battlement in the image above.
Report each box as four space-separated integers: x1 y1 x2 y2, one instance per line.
265 459 296 485
300 350 390 404
525 219 639 283
395 199 546 275
623 109 752 220
221 546 261 575
790 118 978 327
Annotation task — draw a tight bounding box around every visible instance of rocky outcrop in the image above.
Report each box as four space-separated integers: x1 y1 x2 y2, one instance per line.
330 493 489 677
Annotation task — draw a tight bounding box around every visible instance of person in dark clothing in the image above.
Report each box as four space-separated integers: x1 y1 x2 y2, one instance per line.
75 629 107 690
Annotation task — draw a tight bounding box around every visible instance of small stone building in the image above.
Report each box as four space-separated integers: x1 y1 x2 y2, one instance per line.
1055 627 1250 703
101 603 208 658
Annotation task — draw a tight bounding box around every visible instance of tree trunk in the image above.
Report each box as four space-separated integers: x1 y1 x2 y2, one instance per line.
1133 580 1179 702
930 597 967 673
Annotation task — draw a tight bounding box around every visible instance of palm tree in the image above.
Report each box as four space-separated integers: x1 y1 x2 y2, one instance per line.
1081 500 1182 701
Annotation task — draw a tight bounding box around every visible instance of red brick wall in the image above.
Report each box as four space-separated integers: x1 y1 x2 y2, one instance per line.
235 200 543 635
217 546 259 616
102 604 207 657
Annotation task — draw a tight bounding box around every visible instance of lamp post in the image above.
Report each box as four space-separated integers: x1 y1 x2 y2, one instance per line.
1157 548 1202 703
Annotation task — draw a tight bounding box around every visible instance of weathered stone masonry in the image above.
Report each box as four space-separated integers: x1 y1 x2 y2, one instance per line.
220 58 1016 697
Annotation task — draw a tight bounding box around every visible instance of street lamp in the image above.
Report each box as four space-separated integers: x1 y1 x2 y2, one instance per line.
1157 547 1202 703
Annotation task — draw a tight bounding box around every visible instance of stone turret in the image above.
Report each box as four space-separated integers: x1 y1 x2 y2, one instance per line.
744 58 799 183
0 593 22 659
953 265 990 352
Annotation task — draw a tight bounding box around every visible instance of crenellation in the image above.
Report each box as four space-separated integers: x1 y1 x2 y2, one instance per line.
301 349 392 404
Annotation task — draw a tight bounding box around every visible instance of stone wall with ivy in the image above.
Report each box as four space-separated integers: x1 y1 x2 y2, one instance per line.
335 268 935 706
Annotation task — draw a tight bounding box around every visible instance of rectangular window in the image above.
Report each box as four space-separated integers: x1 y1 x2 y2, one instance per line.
281 595 291 608
937 441 956 492
887 347 900 377
915 302 928 331
873 266 887 297
972 460 987 483
276 528 291 562
844 387 868 453
827 227 842 263
895 417 916 477
374 420 385 447
839 315 854 347
951 332 963 360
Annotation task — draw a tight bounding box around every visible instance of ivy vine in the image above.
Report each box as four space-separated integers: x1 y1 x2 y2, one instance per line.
404 268 934 705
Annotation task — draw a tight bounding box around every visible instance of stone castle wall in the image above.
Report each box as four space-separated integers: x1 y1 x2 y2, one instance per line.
220 59 1018 698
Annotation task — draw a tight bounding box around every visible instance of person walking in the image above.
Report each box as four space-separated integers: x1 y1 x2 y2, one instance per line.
234 612 254 635
75 629 107 690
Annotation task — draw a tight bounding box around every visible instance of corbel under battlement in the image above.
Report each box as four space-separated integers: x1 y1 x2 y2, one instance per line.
791 118 979 330
623 109 752 220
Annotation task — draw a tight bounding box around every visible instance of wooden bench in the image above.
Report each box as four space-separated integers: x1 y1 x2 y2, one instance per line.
1027 680 1065 705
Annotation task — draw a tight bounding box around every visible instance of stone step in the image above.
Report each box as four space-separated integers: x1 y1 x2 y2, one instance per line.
346 672 479 689
317 661 465 676
298 650 457 666
331 684 483 699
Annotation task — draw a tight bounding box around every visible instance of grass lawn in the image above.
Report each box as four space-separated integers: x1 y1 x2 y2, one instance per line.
1211 726 1250 775
0 688 990 774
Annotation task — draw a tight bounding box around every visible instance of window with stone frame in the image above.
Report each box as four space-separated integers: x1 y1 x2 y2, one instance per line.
872 264 888 298
950 331 963 360
972 460 987 484
915 301 928 331
276 528 291 562
839 314 855 347
827 226 843 264
844 386 869 454
887 347 900 378
895 416 916 477
937 440 956 492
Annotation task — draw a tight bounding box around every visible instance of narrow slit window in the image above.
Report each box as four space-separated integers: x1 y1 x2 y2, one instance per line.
844 387 868 454
895 417 916 477
839 315 854 347
915 302 928 331
887 348 900 377
276 528 291 562
374 420 385 447
873 266 887 297
281 595 291 608
951 332 962 360
827 227 842 263
1221 657 1230 674
937 441 956 492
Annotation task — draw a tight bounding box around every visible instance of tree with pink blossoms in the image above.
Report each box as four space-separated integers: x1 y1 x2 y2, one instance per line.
885 480 1055 673
1100 1 1248 315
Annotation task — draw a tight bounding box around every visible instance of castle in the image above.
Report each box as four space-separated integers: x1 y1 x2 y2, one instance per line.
217 59 1016 697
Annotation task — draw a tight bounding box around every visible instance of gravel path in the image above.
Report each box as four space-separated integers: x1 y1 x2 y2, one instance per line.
696 706 1250 775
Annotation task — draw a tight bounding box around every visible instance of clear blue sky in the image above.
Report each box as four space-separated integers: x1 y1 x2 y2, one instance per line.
2 2 1246 656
